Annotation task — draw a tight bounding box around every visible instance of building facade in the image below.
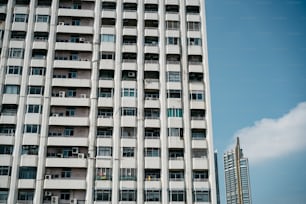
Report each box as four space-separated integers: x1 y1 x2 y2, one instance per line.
0 0 217 203
224 138 252 204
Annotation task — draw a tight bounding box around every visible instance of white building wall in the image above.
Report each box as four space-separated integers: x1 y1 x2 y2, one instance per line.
0 0 217 203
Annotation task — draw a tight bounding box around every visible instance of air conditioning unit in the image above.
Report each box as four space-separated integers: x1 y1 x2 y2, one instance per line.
79 37 85 42
128 72 135 77
70 198 77 204
58 91 65 97
59 22 65 25
45 175 52 179
80 93 86 98
72 147 79 154
44 191 52 196
78 153 85 159
51 196 59 204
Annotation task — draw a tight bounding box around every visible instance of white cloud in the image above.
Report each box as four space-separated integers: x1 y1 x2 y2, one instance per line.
231 102 306 164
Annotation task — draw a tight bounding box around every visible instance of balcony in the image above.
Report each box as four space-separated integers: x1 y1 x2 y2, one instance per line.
58 8 94 18
190 100 205 109
2 94 19 104
55 41 92 51
12 22 27 31
57 24 94 34
190 119 206 129
0 114 17 124
97 117 113 127
168 137 184 148
50 96 90 107
34 22 49 32
192 157 208 169
99 59 115 69
45 157 87 168
18 179 36 189
47 136 88 147
0 5 7 14
144 157 160 169
101 10 116 18
0 135 14 145
53 59 91 69
49 116 89 126
0 175 10 188
168 158 184 169
52 78 90 87
32 40 48 49
44 178 86 189
0 155 12 166
192 139 208 149
20 155 38 166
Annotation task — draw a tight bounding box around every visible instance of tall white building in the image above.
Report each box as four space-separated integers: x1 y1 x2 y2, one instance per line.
224 138 252 204
0 0 217 203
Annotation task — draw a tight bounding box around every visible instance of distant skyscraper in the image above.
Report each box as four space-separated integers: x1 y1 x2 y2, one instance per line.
224 138 252 204
0 0 218 203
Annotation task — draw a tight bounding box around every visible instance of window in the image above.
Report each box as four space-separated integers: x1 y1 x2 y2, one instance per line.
101 34 115 42
24 124 40 133
98 108 113 118
169 190 185 202
19 167 37 179
35 15 49 23
145 190 161 202
0 145 13 154
95 190 112 201
68 70 77 78
61 168 71 178
3 85 20 94
13 14 28 22
192 149 207 158
21 145 38 155
119 190 136 201
0 190 8 202
166 21 180 30
120 168 136 180
192 129 206 139
30 67 46 76
190 91 204 101
144 20 158 28
167 71 181 82
27 104 42 113
193 190 210 202
8 48 24 58
100 51 115 60
97 146 112 157
121 88 137 97
193 170 208 181
60 191 70 200
121 127 136 138
144 128 160 139
0 166 11 176
167 89 181 98
28 86 44 95
66 89 76 97
169 149 184 160
122 147 134 157
97 127 112 138
188 37 202 46
96 168 112 180
169 170 184 181
11 31 26 40
186 6 200 14
63 127 73 136
0 125 15 135
144 148 160 157
166 37 179 45
144 108 160 119
121 107 137 116
65 107 75 116
72 18 80 26
187 21 201 31
123 3 137 11
6 66 22 75
101 2 116 10
18 190 34 201
166 5 179 12
168 128 183 137
144 4 158 12
98 88 113 97
145 169 160 181
167 108 183 117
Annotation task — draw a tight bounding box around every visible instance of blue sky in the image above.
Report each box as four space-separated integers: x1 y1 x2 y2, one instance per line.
205 0 306 203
